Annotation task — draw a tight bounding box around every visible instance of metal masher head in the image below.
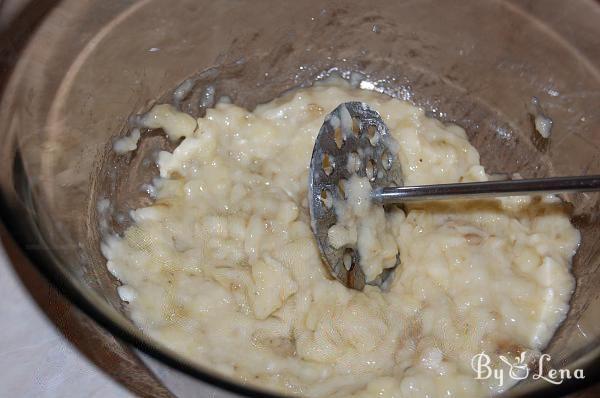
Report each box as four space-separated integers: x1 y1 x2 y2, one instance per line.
308 102 403 290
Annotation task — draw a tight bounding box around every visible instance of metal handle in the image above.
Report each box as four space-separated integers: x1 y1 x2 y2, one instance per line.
372 175 600 204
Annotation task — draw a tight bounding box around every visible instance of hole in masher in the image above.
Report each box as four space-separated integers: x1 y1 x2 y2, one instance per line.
338 179 347 199
320 188 333 209
343 248 355 271
366 159 377 181
381 150 392 170
367 125 378 145
323 153 334 176
351 117 361 137
334 128 344 149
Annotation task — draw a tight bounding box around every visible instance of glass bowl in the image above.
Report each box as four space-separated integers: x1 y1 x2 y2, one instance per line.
0 0 599 396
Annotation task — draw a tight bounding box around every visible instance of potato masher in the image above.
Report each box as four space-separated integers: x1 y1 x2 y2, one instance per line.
308 102 600 290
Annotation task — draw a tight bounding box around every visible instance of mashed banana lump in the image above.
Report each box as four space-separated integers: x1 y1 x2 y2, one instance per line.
102 79 579 397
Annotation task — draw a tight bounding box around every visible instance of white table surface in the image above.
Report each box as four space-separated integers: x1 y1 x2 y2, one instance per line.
0 240 133 397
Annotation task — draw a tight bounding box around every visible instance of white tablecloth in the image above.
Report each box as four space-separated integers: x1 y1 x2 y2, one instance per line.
0 241 133 397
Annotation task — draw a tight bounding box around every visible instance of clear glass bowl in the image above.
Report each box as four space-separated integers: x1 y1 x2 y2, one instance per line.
0 0 599 396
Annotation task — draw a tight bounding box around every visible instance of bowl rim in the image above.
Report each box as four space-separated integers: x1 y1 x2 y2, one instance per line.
0 1 599 397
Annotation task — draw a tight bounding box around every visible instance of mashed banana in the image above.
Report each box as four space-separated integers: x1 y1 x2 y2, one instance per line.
328 174 399 282
102 79 579 397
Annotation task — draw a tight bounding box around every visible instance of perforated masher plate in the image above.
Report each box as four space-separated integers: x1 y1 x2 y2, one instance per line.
308 102 403 290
